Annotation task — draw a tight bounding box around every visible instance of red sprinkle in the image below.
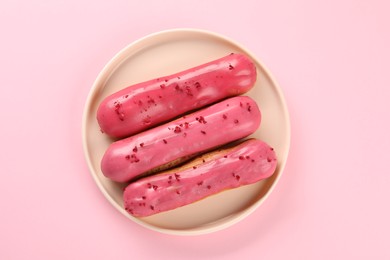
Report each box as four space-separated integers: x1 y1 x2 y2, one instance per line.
152 185 158 190
193 166 197 169
197 181 203 186
183 132 187 137
174 173 181 181
194 82 201 89
236 175 240 181
147 96 155 104
142 196 146 200
163 139 168 144
247 103 252 112
201 130 206 135
125 154 140 163
197 116 207 124
174 126 182 133
239 156 245 160
202 159 206 163
147 183 152 189
150 205 155 210
133 146 138 153
267 158 272 162
185 86 193 96
251 159 255 162
229 64 234 70
160 84 166 89
175 84 182 92
140 143 144 147
176 190 181 195
124 94 129 98
222 114 227 119
224 155 228 158
184 122 190 128
234 119 239 124
207 185 211 189
114 101 121 111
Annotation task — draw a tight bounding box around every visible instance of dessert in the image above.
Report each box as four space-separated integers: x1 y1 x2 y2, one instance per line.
101 96 261 182
123 139 277 217
97 53 256 138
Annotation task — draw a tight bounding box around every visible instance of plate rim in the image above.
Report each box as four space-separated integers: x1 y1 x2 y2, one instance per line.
82 28 291 236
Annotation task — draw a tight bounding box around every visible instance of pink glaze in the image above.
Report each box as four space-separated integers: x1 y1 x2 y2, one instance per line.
101 96 261 182
123 139 277 217
97 53 257 138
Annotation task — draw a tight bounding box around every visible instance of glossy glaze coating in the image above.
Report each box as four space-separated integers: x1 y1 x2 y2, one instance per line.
97 53 256 138
101 96 261 182
123 139 277 217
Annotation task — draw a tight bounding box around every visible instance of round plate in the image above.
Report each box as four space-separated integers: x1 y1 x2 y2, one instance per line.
82 29 290 235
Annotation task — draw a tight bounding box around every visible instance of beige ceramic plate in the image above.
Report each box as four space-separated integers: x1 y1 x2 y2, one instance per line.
82 29 290 235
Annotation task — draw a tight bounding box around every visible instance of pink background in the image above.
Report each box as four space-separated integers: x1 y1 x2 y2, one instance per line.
1 0 389 259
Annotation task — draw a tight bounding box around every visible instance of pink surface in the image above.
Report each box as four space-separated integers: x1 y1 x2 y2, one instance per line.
1 0 389 259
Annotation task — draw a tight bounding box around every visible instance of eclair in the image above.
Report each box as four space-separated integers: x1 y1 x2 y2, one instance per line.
101 96 261 182
123 139 277 217
97 53 257 138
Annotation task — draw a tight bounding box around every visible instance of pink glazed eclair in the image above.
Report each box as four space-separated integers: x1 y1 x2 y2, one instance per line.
97 53 257 138
101 96 261 182
123 139 277 217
